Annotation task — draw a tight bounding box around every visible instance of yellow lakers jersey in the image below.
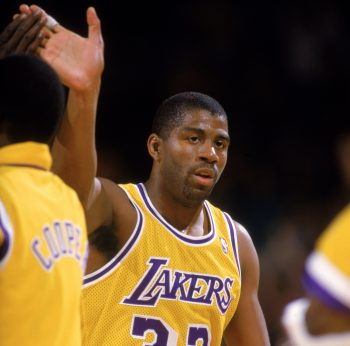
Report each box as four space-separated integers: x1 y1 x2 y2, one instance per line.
303 203 350 312
0 142 88 346
82 183 241 345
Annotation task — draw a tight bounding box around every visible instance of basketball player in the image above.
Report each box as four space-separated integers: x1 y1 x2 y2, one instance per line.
281 203 350 345
0 54 88 345
13 4 270 345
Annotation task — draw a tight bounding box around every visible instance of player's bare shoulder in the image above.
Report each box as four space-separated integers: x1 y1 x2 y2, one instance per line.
234 221 253 247
99 178 138 244
233 220 260 276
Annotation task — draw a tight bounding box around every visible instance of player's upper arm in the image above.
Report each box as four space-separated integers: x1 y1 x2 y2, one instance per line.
85 177 136 238
223 222 270 345
84 177 114 234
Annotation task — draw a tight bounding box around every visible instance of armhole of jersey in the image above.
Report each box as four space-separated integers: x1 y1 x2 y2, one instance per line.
83 185 144 287
223 212 241 278
0 199 14 268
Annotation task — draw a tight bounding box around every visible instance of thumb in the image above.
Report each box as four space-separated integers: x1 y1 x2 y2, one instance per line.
87 7 103 48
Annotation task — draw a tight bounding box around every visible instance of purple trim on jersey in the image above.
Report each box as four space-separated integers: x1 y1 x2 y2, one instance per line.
303 270 350 313
83 207 144 285
224 213 241 277
137 183 215 244
0 217 10 262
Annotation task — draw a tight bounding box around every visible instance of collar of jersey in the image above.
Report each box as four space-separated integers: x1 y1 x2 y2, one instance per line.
0 141 52 170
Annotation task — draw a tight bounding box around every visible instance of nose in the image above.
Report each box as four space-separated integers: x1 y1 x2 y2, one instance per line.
199 142 219 163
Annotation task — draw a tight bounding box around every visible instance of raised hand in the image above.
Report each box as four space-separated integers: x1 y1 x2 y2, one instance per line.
20 4 104 92
0 10 46 59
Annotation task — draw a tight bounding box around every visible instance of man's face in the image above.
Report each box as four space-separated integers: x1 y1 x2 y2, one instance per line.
159 109 230 206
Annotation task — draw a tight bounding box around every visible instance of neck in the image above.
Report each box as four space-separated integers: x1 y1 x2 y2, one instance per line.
181 208 206 236
144 180 208 235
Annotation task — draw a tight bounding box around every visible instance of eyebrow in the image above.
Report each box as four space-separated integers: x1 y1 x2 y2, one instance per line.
182 127 231 142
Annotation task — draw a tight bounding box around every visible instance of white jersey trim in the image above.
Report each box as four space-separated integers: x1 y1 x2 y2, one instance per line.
0 199 14 269
83 193 144 288
306 251 350 309
223 213 241 278
282 298 350 346
137 183 216 245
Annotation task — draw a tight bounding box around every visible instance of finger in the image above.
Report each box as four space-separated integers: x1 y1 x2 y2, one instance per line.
38 36 48 48
18 31 44 55
29 5 44 14
15 16 47 54
29 5 51 27
46 15 59 31
9 11 45 52
29 5 61 34
41 27 52 39
19 4 32 15
87 7 104 48
0 14 26 45
26 31 45 54
14 4 32 21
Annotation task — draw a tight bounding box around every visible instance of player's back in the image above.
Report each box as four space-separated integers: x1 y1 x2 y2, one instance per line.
0 142 88 346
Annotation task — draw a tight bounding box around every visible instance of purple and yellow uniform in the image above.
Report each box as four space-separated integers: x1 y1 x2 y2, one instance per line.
82 183 241 345
0 142 88 346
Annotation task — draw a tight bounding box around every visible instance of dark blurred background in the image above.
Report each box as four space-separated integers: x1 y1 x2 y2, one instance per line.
2 1 350 344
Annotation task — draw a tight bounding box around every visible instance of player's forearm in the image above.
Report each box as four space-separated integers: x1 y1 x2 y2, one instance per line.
51 80 100 208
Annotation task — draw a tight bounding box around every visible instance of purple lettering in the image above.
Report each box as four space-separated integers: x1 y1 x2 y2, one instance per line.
74 227 81 260
44 226 59 259
54 221 67 254
123 258 168 306
122 257 235 314
65 222 75 254
32 238 52 270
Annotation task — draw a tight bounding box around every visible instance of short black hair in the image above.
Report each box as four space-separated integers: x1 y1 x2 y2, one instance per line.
0 54 65 144
152 91 227 139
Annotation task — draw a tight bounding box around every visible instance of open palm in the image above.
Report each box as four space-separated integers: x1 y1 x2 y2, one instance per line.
26 5 104 91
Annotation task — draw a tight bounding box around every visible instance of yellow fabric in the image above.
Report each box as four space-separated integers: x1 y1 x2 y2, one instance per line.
81 183 241 346
0 142 88 346
0 141 52 169
315 203 350 277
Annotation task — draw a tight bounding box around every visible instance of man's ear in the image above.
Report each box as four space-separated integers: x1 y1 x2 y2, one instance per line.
147 133 162 162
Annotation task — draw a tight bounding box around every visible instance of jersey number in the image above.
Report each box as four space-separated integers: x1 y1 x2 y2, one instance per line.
131 315 211 345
